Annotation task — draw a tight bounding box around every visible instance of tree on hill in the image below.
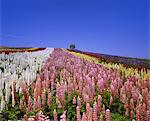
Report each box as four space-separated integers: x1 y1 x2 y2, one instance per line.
69 44 76 50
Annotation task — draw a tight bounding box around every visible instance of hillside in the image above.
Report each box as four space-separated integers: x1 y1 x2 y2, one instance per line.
68 49 150 69
1 46 149 68
0 48 149 121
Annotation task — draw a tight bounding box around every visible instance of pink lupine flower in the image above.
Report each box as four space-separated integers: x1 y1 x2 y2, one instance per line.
110 84 115 97
31 83 35 95
97 79 105 94
88 107 93 121
92 101 98 121
84 94 90 103
110 96 113 105
97 95 102 112
37 111 49 121
146 110 150 121
46 79 50 91
130 110 134 119
36 81 42 97
42 80 46 91
23 114 28 121
131 88 138 101
44 70 49 80
125 108 129 117
106 109 110 121
59 83 66 107
78 79 83 95
121 94 126 103
73 78 78 91
99 114 103 121
34 88 38 101
120 86 126 95
124 100 129 109
37 96 41 110
77 96 81 109
64 81 67 92
73 97 76 104
112 80 117 89
142 103 146 111
28 117 35 121
136 109 140 121
21 82 29 102
76 106 81 121
137 94 143 105
53 109 58 121
147 100 150 110
34 97 38 110
86 103 91 121
27 96 32 112
117 78 123 88
86 103 91 115
41 91 46 107
82 87 86 98
81 112 87 121
56 98 62 108
47 92 52 106
130 98 134 109
60 110 66 121
51 78 54 91
67 81 72 98
91 81 96 96
56 82 59 99
20 96 25 111
142 88 149 106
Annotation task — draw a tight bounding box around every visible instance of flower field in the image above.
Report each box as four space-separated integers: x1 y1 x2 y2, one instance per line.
67 49 150 69
0 48 150 121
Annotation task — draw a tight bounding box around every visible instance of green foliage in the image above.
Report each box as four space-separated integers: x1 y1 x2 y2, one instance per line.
95 86 99 96
0 112 9 121
102 90 110 109
29 85 34 100
17 92 23 103
111 113 131 121
0 67 133 121
66 107 76 121
80 101 86 114
102 90 127 120
47 90 57 119
57 108 64 120
90 100 94 107
56 68 61 82
2 82 5 96
0 103 24 121
109 98 125 115
70 91 78 99
27 111 36 117
65 92 77 121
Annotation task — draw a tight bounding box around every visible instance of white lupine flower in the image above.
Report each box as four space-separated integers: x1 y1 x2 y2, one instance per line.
12 88 15 107
5 82 11 103
0 72 2 97
16 80 20 92
0 96 5 112
0 48 53 105
12 80 16 107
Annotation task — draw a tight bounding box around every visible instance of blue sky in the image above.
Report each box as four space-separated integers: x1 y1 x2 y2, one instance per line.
1 0 149 59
